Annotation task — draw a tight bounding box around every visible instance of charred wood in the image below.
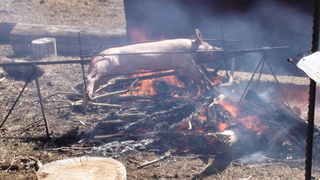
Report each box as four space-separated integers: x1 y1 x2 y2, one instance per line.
204 127 241 153
238 90 320 158
122 96 196 133
108 110 148 122
169 98 237 132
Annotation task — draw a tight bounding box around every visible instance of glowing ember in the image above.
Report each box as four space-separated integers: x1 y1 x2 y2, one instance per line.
198 107 207 123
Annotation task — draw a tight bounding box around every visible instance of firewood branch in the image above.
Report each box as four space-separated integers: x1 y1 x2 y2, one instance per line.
95 70 177 94
137 151 172 169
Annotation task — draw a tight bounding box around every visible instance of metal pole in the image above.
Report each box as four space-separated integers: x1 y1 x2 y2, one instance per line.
0 46 289 67
255 55 266 90
221 24 229 81
305 0 320 179
34 65 50 138
78 32 88 97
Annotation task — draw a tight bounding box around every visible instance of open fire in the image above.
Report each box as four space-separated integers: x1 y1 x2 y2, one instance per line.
122 71 268 135
117 27 268 137
83 27 320 167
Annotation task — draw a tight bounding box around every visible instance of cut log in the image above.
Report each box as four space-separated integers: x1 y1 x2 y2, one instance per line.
36 157 126 180
9 23 126 56
31 38 57 60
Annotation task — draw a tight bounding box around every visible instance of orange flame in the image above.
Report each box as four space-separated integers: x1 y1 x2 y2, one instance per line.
129 27 150 42
126 71 185 97
129 26 165 42
237 115 267 133
219 101 239 117
218 122 228 132
211 75 223 86
219 102 267 134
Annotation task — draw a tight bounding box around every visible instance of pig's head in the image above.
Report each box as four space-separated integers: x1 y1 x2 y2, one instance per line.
192 29 221 64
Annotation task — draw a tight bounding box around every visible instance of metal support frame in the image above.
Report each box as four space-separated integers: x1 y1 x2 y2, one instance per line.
0 35 288 139
0 65 51 138
237 50 290 108
0 34 89 139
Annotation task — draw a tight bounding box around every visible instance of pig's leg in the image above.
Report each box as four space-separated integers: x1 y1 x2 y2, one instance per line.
81 72 113 113
178 61 213 92
81 72 99 113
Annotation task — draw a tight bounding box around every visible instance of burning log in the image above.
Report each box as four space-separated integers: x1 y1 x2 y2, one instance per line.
94 70 178 94
69 71 179 109
169 96 237 133
120 97 240 154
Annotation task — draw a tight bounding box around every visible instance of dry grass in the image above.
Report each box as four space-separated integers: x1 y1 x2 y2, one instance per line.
0 0 125 29
0 0 320 180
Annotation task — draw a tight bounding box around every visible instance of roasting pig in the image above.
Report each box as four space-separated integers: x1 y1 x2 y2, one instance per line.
81 29 220 112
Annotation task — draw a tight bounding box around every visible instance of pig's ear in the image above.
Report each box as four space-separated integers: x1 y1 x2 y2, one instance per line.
195 29 203 42
191 29 202 51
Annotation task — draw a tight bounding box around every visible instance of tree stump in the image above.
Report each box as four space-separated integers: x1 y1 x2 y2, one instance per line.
31 38 57 60
36 157 127 180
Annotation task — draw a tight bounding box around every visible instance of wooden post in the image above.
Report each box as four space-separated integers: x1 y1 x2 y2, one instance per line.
31 38 57 60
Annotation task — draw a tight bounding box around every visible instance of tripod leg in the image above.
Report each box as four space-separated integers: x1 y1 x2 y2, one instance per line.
34 65 51 138
0 67 36 129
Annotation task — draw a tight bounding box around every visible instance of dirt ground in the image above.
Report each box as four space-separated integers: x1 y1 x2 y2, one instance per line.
0 0 320 180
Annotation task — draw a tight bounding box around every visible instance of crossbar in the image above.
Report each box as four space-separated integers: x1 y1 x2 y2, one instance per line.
0 60 91 67
0 46 289 67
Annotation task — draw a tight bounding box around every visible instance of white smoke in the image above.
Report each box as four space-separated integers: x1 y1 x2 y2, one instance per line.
197 0 313 75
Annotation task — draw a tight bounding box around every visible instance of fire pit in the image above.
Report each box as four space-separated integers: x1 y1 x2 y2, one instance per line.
72 65 319 165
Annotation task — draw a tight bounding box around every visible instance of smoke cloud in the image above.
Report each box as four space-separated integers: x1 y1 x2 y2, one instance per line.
125 0 314 75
